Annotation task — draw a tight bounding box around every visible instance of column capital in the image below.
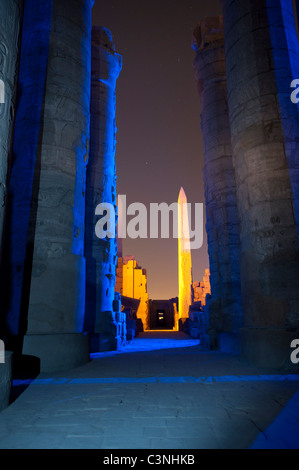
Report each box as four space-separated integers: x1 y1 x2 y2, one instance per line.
192 16 224 52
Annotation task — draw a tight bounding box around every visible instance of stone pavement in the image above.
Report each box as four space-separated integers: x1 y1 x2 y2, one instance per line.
0 331 298 449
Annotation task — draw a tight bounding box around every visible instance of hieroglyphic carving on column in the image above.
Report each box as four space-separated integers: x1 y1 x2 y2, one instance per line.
193 16 243 334
2 0 54 336
222 0 299 335
23 0 94 336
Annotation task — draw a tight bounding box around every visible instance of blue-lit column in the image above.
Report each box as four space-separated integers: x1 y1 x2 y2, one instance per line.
85 27 122 352
0 0 23 271
193 17 243 347
2 0 52 347
222 0 299 369
18 0 94 371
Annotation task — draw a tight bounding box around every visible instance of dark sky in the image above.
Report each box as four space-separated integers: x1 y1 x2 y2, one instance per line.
92 0 222 299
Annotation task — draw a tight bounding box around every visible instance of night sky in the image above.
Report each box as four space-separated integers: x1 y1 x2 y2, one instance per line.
92 0 222 299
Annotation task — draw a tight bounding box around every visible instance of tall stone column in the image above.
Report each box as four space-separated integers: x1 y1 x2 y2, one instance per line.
222 0 299 369
84 27 122 352
0 0 23 266
1 0 52 346
193 17 243 344
4 0 94 371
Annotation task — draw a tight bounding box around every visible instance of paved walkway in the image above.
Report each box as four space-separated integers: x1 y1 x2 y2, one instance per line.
0 331 299 449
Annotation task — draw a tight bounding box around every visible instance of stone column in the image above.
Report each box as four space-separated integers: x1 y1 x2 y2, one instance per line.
193 17 243 344
84 27 122 352
0 0 23 264
4 0 94 372
1 0 52 347
222 0 299 369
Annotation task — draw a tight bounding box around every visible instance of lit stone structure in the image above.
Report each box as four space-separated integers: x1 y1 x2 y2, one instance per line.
84 27 123 352
3 0 94 371
192 17 243 344
178 187 193 323
0 0 23 261
122 256 149 331
222 0 299 368
193 269 211 307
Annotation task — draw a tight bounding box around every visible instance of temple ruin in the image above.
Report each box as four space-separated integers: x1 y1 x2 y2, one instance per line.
115 254 149 331
0 0 298 379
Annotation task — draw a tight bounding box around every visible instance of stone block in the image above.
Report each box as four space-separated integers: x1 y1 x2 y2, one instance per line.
190 326 200 339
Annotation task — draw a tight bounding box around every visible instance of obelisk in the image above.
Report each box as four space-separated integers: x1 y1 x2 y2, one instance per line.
178 187 193 324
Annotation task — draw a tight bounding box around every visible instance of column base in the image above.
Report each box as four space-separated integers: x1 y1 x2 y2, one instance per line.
0 351 13 411
89 332 118 353
239 327 299 371
217 332 240 354
22 333 90 373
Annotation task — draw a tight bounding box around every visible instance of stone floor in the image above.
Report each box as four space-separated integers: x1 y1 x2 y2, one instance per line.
0 330 298 449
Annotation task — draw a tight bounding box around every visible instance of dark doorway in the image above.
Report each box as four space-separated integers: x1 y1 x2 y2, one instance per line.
149 299 177 330
156 310 165 328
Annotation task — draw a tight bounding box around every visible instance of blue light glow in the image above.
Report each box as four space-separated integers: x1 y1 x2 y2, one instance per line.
13 374 299 387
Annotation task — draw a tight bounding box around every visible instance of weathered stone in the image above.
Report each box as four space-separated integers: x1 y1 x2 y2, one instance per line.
84 26 122 351
121 257 149 331
2 0 53 340
193 17 243 337
222 0 299 368
3 0 94 371
0 0 23 268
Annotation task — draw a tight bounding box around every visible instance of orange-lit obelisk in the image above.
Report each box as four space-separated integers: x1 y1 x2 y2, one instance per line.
178 187 193 324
